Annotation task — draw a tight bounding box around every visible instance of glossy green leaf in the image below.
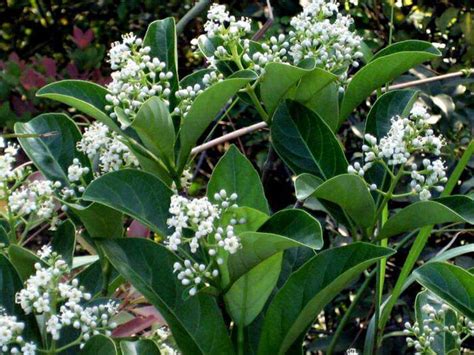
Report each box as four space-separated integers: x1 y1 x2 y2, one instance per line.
414 262 474 319
258 209 323 249
225 252 282 326
120 339 161 355
83 169 173 236
227 232 311 285
68 202 123 238
36 80 120 132
8 245 43 281
100 238 234 355
52 220 76 267
260 62 336 116
221 207 269 234
340 41 441 120
379 195 474 239
15 113 91 186
257 243 394 354
131 96 175 164
365 89 419 138
271 100 348 178
82 334 118 354
76 260 121 297
177 75 253 171
208 145 269 213
0 226 9 247
415 290 457 354
144 18 179 106
295 174 376 228
303 83 340 132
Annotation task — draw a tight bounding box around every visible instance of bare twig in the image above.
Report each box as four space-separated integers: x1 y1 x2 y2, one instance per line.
191 122 267 155
176 0 211 34
252 0 274 41
191 70 472 155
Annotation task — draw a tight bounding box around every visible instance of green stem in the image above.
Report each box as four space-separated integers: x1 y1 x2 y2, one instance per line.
230 44 269 122
237 275 249 355
376 140 474 345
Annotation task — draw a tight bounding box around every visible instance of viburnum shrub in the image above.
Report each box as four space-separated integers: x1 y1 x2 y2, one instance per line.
0 1 472 354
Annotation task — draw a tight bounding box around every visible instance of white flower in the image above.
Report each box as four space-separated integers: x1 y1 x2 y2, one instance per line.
349 105 446 200
67 159 90 182
166 190 243 296
76 122 139 176
8 180 56 220
105 33 174 124
288 0 362 71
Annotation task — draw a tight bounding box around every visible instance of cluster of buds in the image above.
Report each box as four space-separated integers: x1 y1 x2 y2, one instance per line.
0 310 36 354
173 71 224 117
15 246 118 349
76 122 139 177
403 301 474 353
166 190 245 296
348 105 447 200
105 33 174 126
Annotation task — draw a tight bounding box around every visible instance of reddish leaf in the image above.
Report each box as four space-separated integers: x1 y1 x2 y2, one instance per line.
11 96 35 116
127 220 150 238
20 68 46 90
112 315 161 337
66 62 79 78
72 27 94 49
131 306 166 324
42 57 57 78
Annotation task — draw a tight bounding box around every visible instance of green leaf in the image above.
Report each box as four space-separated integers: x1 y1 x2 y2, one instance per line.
415 290 457 354
83 169 173 236
15 113 91 186
120 339 161 355
414 262 474 319
68 202 123 238
36 80 120 132
144 18 179 107
82 334 118 354
0 255 39 342
177 74 254 171
340 41 441 120
0 226 9 247
227 232 311 285
76 260 121 297
260 62 336 116
379 196 474 239
258 209 323 249
365 89 419 138
8 245 43 281
208 145 269 213
52 220 76 267
225 252 283 326
131 96 175 164
271 100 348 179
221 207 269 234
295 174 376 228
257 243 395 355
100 238 234 355
302 83 340 132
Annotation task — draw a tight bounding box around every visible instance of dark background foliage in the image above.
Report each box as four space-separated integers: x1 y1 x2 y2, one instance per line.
1 0 473 353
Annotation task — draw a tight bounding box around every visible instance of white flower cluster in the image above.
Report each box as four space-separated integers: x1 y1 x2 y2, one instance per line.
0 310 36 354
348 105 447 200
0 139 23 186
8 180 56 219
15 246 118 348
288 0 363 71
197 2 362 77
203 4 252 44
174 71 224 117
404 302 474 353
242 36 290 74
166 190 244 296
76 122 139 176
105 33 174 125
